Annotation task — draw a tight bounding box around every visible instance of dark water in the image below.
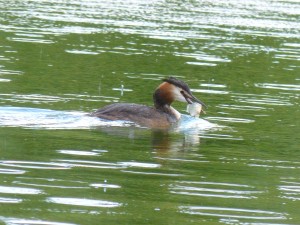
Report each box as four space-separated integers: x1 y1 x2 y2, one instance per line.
0 0 299 224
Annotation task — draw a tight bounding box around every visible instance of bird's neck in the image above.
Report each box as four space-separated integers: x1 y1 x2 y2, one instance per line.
153 83 174 108
152 83 181 121
154 99 181 121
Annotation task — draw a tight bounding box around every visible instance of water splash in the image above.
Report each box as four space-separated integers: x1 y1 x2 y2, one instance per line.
177 114 219 131
0 106 130 129
0 106 218 131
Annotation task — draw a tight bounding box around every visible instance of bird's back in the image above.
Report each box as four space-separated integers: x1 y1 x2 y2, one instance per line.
91 103 177 128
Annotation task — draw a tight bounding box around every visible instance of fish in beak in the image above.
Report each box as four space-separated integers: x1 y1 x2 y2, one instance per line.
181 90 206 108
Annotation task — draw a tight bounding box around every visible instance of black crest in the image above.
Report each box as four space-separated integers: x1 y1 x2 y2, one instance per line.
163 77 191 93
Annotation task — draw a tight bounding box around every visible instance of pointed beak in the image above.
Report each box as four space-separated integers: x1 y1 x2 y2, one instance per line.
183 92 207 108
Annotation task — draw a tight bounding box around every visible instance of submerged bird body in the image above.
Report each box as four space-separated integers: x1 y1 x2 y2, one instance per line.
91 77 205 128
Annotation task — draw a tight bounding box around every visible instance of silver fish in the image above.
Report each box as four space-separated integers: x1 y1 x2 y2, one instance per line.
187 102 202 117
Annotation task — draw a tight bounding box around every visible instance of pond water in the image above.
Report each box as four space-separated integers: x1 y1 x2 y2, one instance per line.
0 0 299 224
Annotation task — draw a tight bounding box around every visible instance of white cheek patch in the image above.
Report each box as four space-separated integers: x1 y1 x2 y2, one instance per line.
171 86 187 102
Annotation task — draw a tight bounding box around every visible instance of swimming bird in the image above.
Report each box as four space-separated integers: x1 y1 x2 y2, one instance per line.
91 77 206 128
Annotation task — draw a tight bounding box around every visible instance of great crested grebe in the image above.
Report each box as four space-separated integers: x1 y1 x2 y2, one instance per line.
91 77 206 128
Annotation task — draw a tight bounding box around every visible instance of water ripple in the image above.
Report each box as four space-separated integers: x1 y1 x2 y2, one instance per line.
65 49 99 55
175 52 231 67
206 117 255 123
57 150 103 156
0 93 118 105
221 157 300 170
274 43 300 63
121 170 184 177
279 178 300 201
186 61 218 67
200 133 243 141
0 94 64 104
13 177 88 190
119 161 161 168
255 83 300 91
0 69 23 75
0 161 71 170
47 197 122 208
13 182 87 190
0 78 11 82
248 159 300 169
217 104 266 111
179 206 287 220
154 157 209 164
234 93 292 106
55 159 125 169
7 37 54 44
0 168 26 175
0 185 42 195
170 181 262 199
191 89 229 95
200 83 227 88
0 197 22 204
2 0 297 41
90 183 121 189
2 218 77 225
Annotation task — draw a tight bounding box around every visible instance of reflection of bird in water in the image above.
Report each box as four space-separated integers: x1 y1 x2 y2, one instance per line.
91 77 206 128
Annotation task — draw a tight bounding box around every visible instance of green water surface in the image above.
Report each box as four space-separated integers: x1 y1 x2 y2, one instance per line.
0 0 299 224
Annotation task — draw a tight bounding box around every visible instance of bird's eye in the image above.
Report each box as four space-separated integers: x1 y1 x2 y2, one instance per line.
180 90 184 94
